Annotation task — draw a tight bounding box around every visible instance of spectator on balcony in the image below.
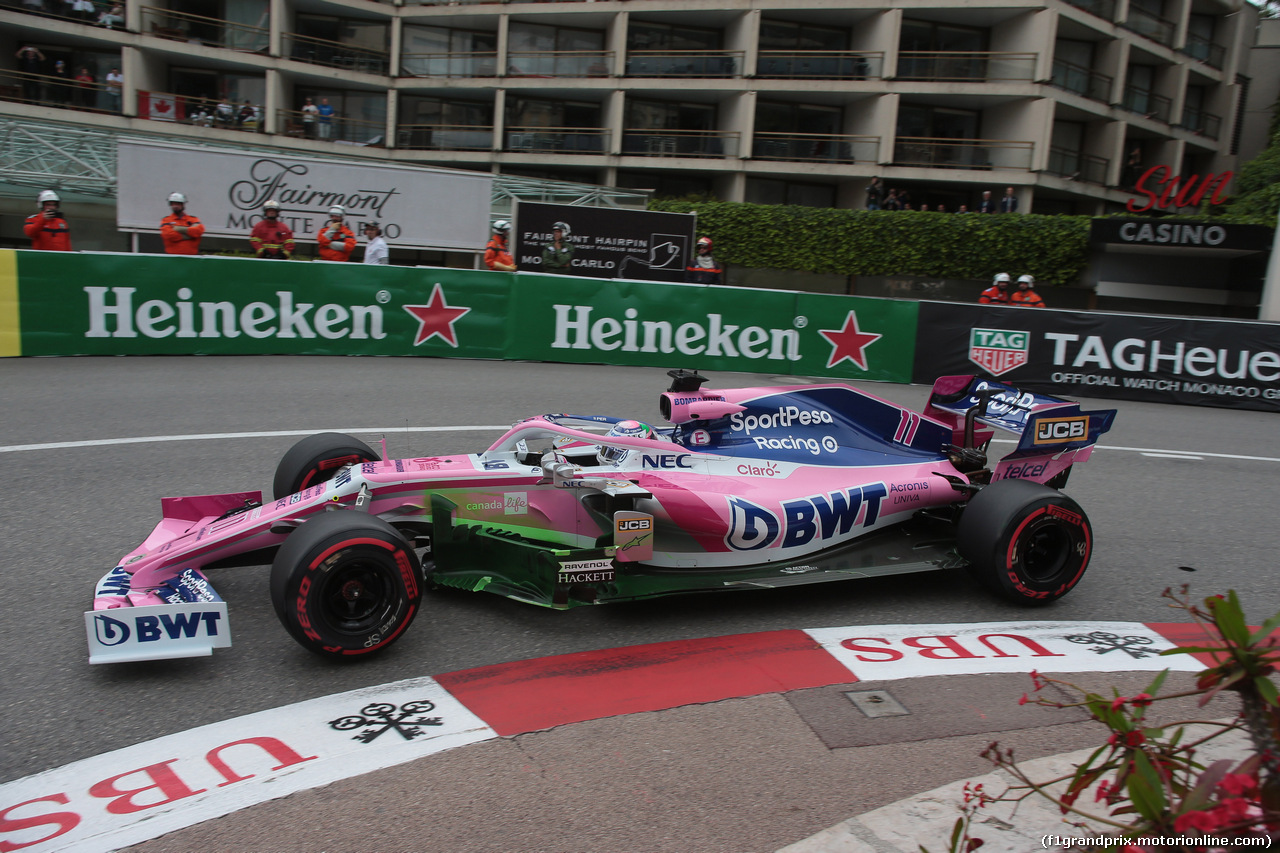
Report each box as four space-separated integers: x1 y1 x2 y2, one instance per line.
214 97 235 127
317 206 356 262
15 45 45 103
957 204 971 213
977 190 997 214
542 221 575 272
50 60 73 105
97 2 123 27
301 97 319 138
882 189 902 211
362 222 388 265
237 99 258 129
1121 147 1142 191
160 191 204 255
999 186 1019 213
317 98 335 139
484 220 516 271
864 177 885 210
934 203 947 213
70 0 96 20
73 66 94 108
104 67 122 112
685 236 722 285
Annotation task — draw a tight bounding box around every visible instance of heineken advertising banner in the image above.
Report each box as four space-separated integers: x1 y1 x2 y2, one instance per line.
512 201 696 282
912 301 1280 413
505 276 918 382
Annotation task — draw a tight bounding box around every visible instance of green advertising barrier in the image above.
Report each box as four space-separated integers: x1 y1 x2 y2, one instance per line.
16 251 509 360
506 276 918 383
8 251 918 383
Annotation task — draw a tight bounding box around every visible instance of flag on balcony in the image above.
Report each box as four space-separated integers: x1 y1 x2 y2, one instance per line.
139 91 185 122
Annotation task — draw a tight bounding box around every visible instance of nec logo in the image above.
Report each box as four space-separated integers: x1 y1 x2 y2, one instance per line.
617 518 653 531
641 454 693 469
1033 417 1088 444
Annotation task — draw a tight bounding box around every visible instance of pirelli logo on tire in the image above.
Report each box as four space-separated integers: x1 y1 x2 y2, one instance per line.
1033 416 1089 445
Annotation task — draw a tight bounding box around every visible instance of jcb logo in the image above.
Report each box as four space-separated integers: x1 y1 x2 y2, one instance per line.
1034 417 1088 444
617 518 653 531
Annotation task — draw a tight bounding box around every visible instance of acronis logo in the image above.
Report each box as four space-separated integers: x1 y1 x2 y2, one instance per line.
726 484 888 551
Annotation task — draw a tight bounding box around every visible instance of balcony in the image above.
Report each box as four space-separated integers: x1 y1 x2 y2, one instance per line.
278 108 384 144
1121 6 1176 47
1062 0 1116 20
754 51 883 80
621 129 739 158
1046 146 1109 184
505 51 612 78
1179 107 1221 139
1120 86 1172 122
1050 59 1112 102
139 5 268 51
751 132 879 164
0 68 120 114
1180 33 1226 69
505 127 609 153
283 33 389 75
3 0 123 27
137 90 262 130
625 51 742 78
895 52 1037 82
893 137 1034 170
396 124 493 151
401 52 496 78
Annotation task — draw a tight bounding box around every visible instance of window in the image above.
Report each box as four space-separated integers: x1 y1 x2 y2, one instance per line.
897 104 979 139
755 101 841 135
627 21 720 51
507 97 601 129
759 20 848 51
507 23 606 76
744 178 835 208
402 26 496 76
626 99 715 131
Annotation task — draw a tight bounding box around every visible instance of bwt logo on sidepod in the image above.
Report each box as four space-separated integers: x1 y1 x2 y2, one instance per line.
93 610 224 646
726 484 887 551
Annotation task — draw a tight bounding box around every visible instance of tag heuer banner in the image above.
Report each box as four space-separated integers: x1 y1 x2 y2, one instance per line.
912 302 1280 413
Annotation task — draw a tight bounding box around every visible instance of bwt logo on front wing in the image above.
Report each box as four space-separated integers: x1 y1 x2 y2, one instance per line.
93 610 224 646
1033 416 1088 444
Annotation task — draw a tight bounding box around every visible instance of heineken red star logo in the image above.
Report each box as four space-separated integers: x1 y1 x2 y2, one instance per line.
818 310 882 370
403 284 470 347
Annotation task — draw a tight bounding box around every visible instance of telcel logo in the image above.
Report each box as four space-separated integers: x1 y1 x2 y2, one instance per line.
1034 417 1088 444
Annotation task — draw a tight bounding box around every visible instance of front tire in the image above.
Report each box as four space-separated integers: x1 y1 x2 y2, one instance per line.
956 478 1092 605
270 511 423 658
273 432 378 500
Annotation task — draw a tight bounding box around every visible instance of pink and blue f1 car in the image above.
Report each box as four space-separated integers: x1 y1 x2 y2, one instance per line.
86 370 1116 664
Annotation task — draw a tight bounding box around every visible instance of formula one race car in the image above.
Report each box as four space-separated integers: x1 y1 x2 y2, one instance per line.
86 371 1116 664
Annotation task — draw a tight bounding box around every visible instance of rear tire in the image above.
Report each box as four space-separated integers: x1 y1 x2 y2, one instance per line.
957 478 1091 605
270 511 423 658
273 432 377 500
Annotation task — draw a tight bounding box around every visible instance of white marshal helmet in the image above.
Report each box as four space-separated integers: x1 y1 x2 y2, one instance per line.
263 200 280 210
328 205 345 217
37 190 60 205
552 221 571 237
599 420 653 464
492 219 510 234
168 192 187 204
993 272 1011 285
1017 274 1035 286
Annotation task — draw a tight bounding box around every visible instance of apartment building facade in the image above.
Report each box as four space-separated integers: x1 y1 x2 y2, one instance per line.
0 0 1265 216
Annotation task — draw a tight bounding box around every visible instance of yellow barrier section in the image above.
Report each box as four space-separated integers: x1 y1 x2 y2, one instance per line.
0 250 19 357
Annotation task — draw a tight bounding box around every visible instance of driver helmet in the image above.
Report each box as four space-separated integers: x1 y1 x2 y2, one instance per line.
1017 274 1034 288
993 272 1010 286
167 191 187 205
600 420 653 464
552 221 571 237
38 189 60 205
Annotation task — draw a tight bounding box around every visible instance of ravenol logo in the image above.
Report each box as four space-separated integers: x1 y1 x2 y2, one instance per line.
969 328 1029 377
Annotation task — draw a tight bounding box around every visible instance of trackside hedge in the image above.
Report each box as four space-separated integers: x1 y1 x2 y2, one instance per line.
648 200 1092 287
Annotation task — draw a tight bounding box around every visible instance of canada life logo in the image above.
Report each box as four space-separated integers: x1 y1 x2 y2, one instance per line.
969 328 1029 377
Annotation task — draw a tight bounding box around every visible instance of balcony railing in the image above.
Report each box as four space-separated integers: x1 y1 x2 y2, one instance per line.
1062 0 1116 19
283 33 389 75
1179 107 1221 139
621 129 740 158
3 0 125 28
754 51 883 80
0 69 121 114
893 137 1034 170
625 51 742 78
139 5 268 52
1050 59 1112 102
1046 146 1109 185
895 52 1037 82
1121 86 1172 122
751 132 879 164
137 91 263 130
1121 6 1176 46
506 51 612 78
505 127 609 153
401 52 498 78
1180 33 1226 69
396 124 494 151
277 108 384 144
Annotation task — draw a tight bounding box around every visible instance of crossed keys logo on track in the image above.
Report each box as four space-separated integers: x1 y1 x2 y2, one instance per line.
1064 631 1161 659
329 701 444 743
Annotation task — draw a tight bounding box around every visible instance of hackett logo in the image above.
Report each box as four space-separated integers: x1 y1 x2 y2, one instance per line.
83 286 387 340
969 328 1028 376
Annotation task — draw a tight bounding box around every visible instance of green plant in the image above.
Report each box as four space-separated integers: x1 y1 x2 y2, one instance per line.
935 587 1280 852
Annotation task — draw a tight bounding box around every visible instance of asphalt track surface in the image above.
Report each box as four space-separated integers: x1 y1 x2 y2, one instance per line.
2 356 1278 851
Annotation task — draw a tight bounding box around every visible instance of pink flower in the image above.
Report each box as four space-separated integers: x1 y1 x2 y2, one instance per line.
1095 781 1114 802
1218 773 1258 798
1019 694 1029 706
1175 809 1223 834
1111 696 1128 711
1125 731 1146 748
1130 693 1154 707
